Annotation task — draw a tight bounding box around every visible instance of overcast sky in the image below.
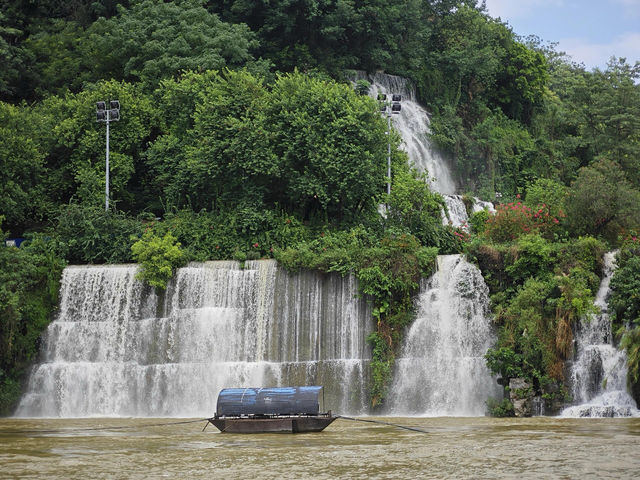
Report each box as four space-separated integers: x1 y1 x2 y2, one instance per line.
482 0 640 70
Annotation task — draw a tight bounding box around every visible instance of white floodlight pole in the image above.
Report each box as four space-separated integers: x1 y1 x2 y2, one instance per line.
105 109 110 211
379 93 401 196
387 112 391 195
97 100 119 211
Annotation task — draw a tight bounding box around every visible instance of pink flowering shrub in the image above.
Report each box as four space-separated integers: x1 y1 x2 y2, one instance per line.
484 201 564 243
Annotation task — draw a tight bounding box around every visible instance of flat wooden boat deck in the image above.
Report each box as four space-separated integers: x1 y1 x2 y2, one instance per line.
208 414 336 433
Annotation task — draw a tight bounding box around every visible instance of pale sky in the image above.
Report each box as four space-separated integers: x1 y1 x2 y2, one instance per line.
483 0 640 70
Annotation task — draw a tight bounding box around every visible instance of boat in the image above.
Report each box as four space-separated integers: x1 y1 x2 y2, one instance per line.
206 386 337 433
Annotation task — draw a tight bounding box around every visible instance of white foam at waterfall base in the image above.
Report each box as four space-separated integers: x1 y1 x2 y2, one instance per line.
16 260 373 417
386 255 502 416
561 251 640 418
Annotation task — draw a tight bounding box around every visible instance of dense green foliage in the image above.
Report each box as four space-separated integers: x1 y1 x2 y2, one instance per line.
469 234 605 412
610 240 640 403
131 231 185 290
0 220 66 414
1 0 639 412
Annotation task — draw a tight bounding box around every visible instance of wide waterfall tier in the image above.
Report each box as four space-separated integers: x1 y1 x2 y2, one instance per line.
386 255 501 416
355 71 457 194
16 261 373 417
562 251 640 418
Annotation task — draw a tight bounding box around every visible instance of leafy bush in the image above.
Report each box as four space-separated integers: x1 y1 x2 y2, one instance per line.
486 397 515 417
130 231 186 290
367 331 393 408
469 209 489 235
386 166 445 246
54 204 143 264
485 347 526 380
610 242 640 403
610 250 640 328
0 224 66 414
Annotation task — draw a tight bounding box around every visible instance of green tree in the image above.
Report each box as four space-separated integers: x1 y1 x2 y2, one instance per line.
0 11 33 101
131 230 185 290
176 70 274 212
566 158 640 240
492 39 548 124
84 0 265 89
472 110 535 196
32 80 160 212
0 102 48 233
589 59 640 183
23 20 85 97
267 72 389 222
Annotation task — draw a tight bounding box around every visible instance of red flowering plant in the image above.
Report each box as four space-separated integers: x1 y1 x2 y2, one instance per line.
483 201 536 243
483 199 566 244
618 230 640 256
530 203 566 239
453 227 471 247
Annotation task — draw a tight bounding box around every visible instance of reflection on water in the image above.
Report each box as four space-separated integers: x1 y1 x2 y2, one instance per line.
2 417 640 479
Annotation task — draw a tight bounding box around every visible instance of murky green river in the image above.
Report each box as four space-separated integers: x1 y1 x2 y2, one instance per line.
1 417 639 479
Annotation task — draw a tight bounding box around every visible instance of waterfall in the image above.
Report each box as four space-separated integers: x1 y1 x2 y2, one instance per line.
387 255 501 416
356 71 457 195
356 72 494 226
16 261 373 417
442 194 496 229
562 252 640 417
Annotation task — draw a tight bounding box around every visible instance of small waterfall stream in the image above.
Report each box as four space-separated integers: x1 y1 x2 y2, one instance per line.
387 255 501 416
442 194 496 229
562 252 639 417
17 261 373 417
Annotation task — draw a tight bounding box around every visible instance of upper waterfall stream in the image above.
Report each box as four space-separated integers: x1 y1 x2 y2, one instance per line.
357 71 457 195
357 72 494 226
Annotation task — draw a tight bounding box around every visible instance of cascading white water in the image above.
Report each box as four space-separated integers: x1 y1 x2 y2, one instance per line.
356 72 494 226
562 252 639 417
16 260 372 417
356 72 457 195
387 255 501 416
441 194 496 229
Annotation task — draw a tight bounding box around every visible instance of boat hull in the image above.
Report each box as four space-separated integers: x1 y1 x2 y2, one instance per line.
209 415 337 433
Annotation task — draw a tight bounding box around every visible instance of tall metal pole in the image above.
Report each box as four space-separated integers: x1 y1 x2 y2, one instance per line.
105 109 110 211
387 112 391 195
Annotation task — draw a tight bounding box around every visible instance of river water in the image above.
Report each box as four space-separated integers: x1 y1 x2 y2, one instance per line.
2 417 639 479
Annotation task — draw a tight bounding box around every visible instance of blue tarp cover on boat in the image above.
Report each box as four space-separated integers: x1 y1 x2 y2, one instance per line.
216 386 322 416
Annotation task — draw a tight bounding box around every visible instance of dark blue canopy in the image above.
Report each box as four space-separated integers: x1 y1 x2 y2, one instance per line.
216 386 323 416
